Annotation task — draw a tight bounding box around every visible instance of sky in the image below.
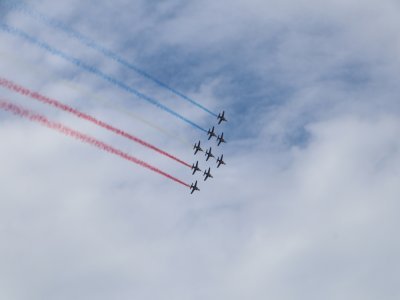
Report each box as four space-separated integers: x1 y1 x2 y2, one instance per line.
0 0 400 299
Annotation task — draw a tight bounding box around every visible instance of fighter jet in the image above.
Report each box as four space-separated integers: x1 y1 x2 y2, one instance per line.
190 180 200 194
207 126 217 140
193 140 203 155
217 111 227 124
216 155 226 168
191 161 201 175
203 167 213 181
205 147 215 161
216 132 226 146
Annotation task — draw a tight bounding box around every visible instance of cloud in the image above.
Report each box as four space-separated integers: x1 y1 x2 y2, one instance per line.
0 0 399 299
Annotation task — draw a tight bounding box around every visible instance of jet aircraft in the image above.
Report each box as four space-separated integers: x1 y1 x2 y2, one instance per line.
217 111 227 124
216 155 226 168
193 140 203 155
203 167 213 181
217 132 226 146
207 126 217 140
190 180 200 194
205 147 215 161
191 161 201 175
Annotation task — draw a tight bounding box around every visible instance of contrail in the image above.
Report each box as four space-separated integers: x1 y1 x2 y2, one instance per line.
0 49 192 147
3 1 218 117
0 77 192 168
0 23 207 133
0 100 191 187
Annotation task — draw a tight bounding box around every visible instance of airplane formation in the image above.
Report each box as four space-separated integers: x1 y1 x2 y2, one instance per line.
0 4 229 196
190 110 227 194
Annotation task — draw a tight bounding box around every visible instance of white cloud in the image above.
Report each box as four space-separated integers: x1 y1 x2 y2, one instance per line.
0 0 399 299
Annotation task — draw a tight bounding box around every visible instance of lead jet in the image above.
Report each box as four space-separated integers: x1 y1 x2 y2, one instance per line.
205 147 215 161
191 161 201 175
216 155 226 168
193 140 203 155
217 111 227 124
203 167 213 181
207 126 217 140
216 133 226 146
190 180 200 194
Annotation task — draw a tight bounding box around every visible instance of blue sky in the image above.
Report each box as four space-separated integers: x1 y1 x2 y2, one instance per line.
1 0 400 299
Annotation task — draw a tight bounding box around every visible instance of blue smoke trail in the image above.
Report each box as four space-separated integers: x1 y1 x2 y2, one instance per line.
5 1 218 117
0 23 207 133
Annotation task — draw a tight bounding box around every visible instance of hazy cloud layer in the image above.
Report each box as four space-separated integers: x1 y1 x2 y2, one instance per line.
0 0 399 299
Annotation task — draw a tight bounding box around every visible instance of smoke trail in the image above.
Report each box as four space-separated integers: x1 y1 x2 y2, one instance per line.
0 100 191 187
0 49 192 147
4 1 218 117
0 23 207 133
0 77 192 168
70 83 193 147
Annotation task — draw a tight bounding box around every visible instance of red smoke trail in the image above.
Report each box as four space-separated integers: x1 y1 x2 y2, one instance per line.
0 77 192 168
0 100 191 188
